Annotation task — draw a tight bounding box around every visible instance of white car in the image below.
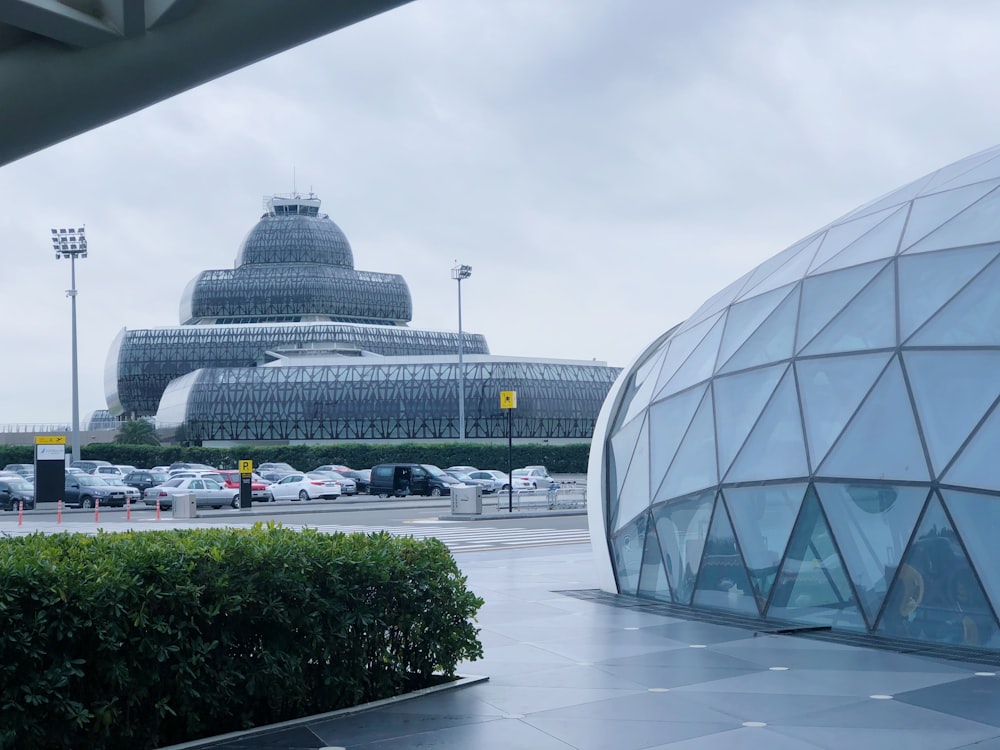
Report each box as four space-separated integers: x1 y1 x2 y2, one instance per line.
513 467 556 489
480 470 533 491
269 472 342 501
100 477 142 505
309 470 357 495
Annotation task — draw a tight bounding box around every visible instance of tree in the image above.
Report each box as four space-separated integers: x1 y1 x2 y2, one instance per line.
115 419 160 446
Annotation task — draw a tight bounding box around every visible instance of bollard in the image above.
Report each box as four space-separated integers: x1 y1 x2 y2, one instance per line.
94 497 100 523
57 499 62 524
17 500 22 526
126 497 131 521
156 498 161 521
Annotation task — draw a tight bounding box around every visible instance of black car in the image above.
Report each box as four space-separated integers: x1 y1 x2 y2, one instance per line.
123 469 171 496
341 469 371 494
64 475 128 509
0 478 35 511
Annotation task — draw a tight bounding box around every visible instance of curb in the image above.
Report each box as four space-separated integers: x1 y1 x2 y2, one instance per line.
155 674 489 750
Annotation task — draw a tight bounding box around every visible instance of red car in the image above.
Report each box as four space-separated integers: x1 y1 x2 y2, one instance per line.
217 470 273 503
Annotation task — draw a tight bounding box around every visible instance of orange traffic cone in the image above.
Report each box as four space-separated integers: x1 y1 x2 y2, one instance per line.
57 500 62 524
94 498 100 523
17 500 23 526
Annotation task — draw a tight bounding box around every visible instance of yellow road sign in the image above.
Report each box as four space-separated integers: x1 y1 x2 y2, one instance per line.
35 435 67 444
239 459 254 474
500 390 517 409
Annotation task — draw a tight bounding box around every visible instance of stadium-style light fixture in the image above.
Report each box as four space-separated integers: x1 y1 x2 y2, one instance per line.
51 226 87 464
451 263 472 441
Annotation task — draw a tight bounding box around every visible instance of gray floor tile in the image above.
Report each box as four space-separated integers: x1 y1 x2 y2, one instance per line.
522 716 734 750
307 710 498 746
771 725 1000 750
525 689 739 724
644 726 825 750
339 717 578 749
780 696 999 731
895 675 1000 727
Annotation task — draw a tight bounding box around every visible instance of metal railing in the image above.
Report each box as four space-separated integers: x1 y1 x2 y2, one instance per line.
493 486 587 511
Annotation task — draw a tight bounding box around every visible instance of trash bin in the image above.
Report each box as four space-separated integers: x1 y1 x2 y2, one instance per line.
172 492 198 519
451 484 482 515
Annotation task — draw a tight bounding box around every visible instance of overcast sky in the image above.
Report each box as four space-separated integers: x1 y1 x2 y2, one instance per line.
2 0 1000 426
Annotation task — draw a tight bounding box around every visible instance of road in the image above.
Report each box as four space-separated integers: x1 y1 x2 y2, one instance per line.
0 495 592 554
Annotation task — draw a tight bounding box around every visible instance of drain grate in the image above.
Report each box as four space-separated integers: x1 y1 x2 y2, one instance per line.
556 589 1000 667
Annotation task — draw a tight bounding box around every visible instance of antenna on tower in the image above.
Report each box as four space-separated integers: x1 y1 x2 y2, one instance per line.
293 167 297 197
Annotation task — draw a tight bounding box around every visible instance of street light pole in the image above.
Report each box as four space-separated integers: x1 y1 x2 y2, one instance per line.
51 227 87 465
451 263 472 441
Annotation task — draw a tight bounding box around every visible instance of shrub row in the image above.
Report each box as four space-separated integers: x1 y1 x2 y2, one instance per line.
0 525 484 750
0 442 592 474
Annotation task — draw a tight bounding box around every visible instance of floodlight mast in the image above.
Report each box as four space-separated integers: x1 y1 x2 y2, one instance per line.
51 226 87 464
451 263 472 441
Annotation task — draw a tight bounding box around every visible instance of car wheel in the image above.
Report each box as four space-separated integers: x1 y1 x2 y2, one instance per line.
231 494 241 510
299 490 310 502
81 496 93 509
430 487 442 497
212 505 222 510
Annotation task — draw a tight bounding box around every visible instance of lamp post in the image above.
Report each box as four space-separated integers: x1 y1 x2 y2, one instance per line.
451 263 472 441
51 226 87 465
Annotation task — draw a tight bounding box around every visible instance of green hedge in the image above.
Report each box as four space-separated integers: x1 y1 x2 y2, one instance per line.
0 525 484 750
7 441 592 474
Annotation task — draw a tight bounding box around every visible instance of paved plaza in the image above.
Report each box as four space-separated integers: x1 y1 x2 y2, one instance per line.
153 542 1000 750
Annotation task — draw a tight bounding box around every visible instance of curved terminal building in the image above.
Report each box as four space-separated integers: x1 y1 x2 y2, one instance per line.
591 145 1000 653
106 194 619 443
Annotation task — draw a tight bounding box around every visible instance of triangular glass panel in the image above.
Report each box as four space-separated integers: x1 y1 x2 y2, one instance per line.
796 352 893 470
900 179 1000 251
904 350 1000 479
651 312 724 401
662 314 726 394
609 412 644 529
648 385 706 499
713 363 786 478
619 346 668 427
725 366 808 483
654 388 718 501
916 146 1000 196
684 272 753 330
838 173 935 224
876 493 1000 647
898 246 999 341
796 261 885 353
807 207 901 274
614 417 652 534
909 253 1000 346
651 490 717 604
637 516 673 602
611 514 649 597
941 400 1000 492
940 489 1000 632
724 484 807 606
819 356 930 481
903 185 1000 255
717 286 793 370
693 500 760 615
717 284 800 374
927 157 1000 195
736 235 822 303
733 235 817 303
766 487 866 631
816 482 928 626
800 263 896 356
813 207 907 274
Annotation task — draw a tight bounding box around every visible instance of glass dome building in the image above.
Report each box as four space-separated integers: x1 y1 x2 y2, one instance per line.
106 194 619 443
590 145 1000 652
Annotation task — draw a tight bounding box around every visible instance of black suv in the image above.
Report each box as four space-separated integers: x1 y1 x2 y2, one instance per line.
0 478 35 511
369 463 460 497
123 469 171 497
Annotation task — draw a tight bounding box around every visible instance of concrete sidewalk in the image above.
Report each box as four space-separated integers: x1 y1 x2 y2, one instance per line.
168 545 1000 750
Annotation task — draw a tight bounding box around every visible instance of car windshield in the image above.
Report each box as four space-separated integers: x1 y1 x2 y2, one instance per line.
163 479 183 487
77 476 103 486
512 470 528 477
450 472 472 481
423 465 447 477
102 478 125 485
6 480 31 491
151 472 170 482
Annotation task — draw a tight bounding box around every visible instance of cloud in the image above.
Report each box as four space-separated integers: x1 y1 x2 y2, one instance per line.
2 0 1000 424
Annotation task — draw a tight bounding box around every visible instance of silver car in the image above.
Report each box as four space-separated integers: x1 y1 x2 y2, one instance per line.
143 477 234 509
309 470 357 495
